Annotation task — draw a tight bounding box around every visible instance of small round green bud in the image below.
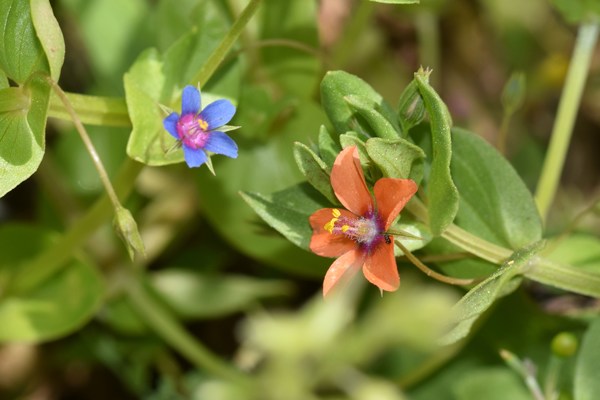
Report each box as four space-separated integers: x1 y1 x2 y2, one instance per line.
551 332 578 358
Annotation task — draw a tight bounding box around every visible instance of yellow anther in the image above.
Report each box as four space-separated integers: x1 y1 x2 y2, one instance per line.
198 118 209 131
341 225 350 233
324 219 336 234
332 209 341 218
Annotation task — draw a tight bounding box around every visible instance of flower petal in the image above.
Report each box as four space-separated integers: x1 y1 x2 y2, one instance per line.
323 249 364 297
374 178 418 229
362 242 399 292
163 112 180 139
181 85 201 115
183 146 207 168
199 99 236 130
309 208 357 257
330 146 373 216
204 131 238 158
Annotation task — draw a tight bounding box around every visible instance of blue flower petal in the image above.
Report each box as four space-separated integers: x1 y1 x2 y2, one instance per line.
163 113 180 139
183 146 208 168
181 85 201 115
199 99 236 130
204 131 238 158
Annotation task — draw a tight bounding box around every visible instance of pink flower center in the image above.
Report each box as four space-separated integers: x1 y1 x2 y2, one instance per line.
176 114 210 149
324 209 386 251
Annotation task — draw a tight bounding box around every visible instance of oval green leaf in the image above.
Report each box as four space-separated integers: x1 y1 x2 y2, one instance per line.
0 0 49 83
451 128 542 249
0 77 50 197
0 225 104 342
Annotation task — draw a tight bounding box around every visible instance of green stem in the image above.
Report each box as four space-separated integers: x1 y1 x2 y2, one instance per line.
524 256 600 298
407 199 512 264
535 22 599 220
496 111 511 155
125 273 250 384
8 159 143 295
442 225 512 264
47 78 123 211
48 91 130 127
191 0 263 87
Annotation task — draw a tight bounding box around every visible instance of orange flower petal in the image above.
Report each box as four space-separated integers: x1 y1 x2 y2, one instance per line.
309 208 358 257
323 249 364 297
362 242 400 292
374 178 418 229
331 146 373 216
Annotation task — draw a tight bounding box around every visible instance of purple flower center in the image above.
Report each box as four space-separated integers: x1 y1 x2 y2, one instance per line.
325 209 386 252
176 113 210 149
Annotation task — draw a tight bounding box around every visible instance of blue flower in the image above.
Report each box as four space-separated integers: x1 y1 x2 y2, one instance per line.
163 85 238 168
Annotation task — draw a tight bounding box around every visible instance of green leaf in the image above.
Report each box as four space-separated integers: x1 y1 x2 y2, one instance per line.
366 137 425 182
345 94 401 139
240 182 329 251
0 76 49 197
30 0 65 81
0 70 7 88
451 128 542 249
259 0 320 98
321 70 398 137
439 241 544 345
0 225 104 342
318 125 340 167
0 0 49 83
552 0 600 23
575 316 600 400
150 269 291 319
414 69 459 236
293 142 338 205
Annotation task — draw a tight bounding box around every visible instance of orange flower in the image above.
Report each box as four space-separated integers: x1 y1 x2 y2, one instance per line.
309 146 418 296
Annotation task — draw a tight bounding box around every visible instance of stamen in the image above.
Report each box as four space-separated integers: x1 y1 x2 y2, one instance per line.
198 118 208 131
324 209 341 234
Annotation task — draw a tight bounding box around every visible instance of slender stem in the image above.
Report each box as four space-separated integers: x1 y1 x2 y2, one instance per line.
125 272 250 384
496 112 511 155
544 355 561 400
406 198 512 264
46 78 122 211
524 256 600 298
7 159 143 295
535 22 599 220
395 240 483 285
48 91 131 127
442 224 512 264
191 0 263 87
